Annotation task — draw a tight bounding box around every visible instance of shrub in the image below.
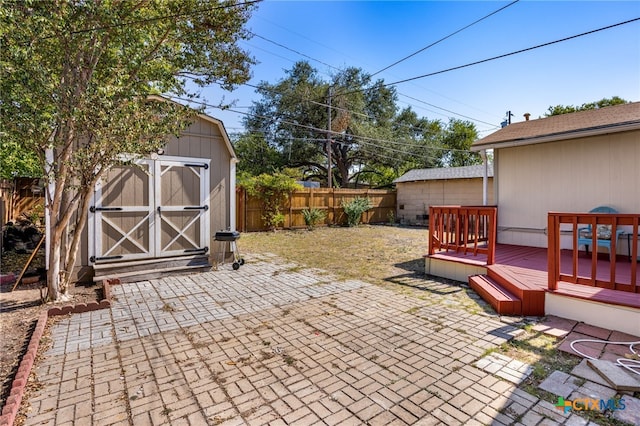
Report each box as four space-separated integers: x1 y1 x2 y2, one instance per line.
341 197 372 227
240 172 302 231
301 208 326 230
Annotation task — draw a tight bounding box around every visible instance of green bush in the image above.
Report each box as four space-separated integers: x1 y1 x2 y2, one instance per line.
301 208 326 230
341 197 372 227
240 172 302 231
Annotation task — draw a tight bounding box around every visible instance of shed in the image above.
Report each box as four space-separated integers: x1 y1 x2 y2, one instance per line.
393 164 494 226
79 104 237 282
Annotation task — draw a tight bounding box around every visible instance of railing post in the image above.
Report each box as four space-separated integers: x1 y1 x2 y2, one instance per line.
428 207 435 255
487 208 496 265
547 213 558 291
632 217 638 290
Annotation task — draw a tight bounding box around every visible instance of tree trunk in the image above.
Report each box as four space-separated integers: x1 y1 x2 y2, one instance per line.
47 226 66 301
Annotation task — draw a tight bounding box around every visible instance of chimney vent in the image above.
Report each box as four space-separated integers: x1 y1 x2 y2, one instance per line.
524 113 531 121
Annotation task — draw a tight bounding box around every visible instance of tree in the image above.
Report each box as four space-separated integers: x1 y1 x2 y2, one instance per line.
242 61 457 187
545 96 628 116
0 139 42 179
439 118 481 167
232 132 285 176
1 1 255 300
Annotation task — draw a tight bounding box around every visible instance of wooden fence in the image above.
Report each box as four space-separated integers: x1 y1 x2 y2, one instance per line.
0 178 45 225
236 188 397 232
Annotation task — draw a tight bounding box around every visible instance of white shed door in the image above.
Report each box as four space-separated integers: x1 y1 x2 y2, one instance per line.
90 157 210 263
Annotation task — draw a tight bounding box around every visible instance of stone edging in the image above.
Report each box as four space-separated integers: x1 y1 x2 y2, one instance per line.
0 279 120 426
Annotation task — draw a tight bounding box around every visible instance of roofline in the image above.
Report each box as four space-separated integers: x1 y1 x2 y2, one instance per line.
393 165 494 183
471 120 640 152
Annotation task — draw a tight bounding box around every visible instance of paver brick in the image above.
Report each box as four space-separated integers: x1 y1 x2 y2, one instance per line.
20 256 558 426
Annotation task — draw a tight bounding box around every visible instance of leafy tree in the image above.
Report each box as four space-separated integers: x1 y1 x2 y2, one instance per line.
232 132 284 176
439 118 481 167
545 96 628 116
1 1 255 300
0 139 42 179
241 61 479 185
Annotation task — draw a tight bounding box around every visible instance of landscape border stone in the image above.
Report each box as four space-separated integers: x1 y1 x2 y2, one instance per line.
0 279 118 426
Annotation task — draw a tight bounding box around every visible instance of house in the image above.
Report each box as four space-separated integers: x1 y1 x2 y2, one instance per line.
425 102 640 335
473 103 640 250
78 102 238 282
394 164 494 226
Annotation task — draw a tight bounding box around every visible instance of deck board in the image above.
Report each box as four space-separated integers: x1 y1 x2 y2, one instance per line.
430 243 638 312
431 244 637 286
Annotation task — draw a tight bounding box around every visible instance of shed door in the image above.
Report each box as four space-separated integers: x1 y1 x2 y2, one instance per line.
90 157 210 263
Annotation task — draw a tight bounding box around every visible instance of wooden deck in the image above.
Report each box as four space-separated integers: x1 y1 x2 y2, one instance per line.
430 244 640 316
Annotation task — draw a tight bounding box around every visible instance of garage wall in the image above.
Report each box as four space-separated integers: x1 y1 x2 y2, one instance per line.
396 178 494 226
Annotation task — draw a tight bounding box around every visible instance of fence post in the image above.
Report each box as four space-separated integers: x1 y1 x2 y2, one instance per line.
366 189 371 224
288 192 293 228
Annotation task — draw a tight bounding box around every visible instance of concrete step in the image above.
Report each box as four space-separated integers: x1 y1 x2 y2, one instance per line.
93 254 208 272
469 274 522 315
93 264 211 283
92 255 211 283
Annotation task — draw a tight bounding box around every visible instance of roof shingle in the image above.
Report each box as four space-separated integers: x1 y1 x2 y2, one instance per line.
394 164 493 183
472 102 640 150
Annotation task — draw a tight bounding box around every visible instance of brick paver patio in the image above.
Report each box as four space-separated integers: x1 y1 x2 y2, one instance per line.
20 254 624 425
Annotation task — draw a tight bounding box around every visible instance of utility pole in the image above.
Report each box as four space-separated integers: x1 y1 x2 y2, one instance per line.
327 87 332 188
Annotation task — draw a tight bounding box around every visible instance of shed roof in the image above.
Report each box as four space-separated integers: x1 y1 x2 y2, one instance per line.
394 164 493 183
472 102 640 151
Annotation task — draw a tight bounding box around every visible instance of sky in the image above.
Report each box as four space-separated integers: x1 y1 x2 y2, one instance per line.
189 0 640 138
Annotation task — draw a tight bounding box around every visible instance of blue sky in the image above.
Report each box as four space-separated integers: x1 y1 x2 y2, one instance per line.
193 1 640 137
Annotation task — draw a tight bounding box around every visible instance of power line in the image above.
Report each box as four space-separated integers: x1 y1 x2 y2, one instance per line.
249 32 339 71
386 17 640 86
370 0 520 77
167 95 471 156
245 32 500 127
398 93 497 127
222 81 492 135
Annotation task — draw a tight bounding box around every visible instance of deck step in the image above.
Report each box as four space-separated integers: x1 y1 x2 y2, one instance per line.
469 274 522 315
486 265 546 316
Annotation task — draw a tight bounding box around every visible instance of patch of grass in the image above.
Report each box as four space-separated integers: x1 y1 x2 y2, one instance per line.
405 306 420 315
239 226 429 290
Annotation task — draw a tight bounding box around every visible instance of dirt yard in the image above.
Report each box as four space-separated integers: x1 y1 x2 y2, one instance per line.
0 251 102 409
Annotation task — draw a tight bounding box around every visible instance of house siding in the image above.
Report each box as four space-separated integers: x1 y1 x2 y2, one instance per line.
496 130 640 250
396 178 494 226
